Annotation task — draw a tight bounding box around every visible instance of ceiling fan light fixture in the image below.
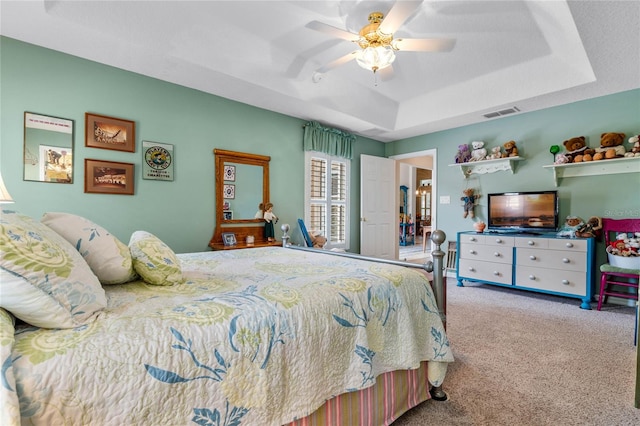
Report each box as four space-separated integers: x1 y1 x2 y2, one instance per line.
355 45 396 73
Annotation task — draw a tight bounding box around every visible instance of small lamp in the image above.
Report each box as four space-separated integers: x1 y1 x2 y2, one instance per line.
0 173 14 203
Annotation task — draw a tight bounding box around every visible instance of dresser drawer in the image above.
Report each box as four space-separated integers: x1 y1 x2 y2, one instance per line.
515 237 548 249
458 259 512 285
516 248 586 272
459 243 513 264
516 265 586 295
460 234 485 244
548 238 587 252
484 236 515 247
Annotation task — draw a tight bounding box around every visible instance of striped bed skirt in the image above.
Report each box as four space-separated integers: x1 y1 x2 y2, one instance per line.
284 361 430 426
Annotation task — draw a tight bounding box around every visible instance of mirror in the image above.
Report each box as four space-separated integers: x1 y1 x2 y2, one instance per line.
23 112 74 183
210 149 270 248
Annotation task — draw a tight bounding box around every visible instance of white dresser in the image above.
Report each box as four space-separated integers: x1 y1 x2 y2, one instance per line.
456 231 595 309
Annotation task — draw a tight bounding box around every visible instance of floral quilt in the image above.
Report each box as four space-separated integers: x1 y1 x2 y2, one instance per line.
1 247 453 426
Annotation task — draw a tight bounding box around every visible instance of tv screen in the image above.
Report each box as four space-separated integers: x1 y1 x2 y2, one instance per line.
487 191 559 232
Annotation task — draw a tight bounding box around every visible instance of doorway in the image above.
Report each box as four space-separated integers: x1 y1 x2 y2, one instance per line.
391 149 437 262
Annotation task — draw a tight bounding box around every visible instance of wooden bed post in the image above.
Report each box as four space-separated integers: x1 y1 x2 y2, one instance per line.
430 230 447 330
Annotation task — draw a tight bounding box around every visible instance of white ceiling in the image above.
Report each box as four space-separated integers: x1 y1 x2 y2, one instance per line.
1 0 638 142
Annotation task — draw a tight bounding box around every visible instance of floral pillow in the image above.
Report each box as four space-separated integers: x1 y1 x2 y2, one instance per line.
129 230 182 285
0 210 107 328
41 212 138 284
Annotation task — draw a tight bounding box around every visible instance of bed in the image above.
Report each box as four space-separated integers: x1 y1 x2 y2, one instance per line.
0 210 453 425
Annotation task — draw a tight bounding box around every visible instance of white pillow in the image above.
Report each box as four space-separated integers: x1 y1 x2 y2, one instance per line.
41 212 137 284
129 231 182 285
0 210 107 328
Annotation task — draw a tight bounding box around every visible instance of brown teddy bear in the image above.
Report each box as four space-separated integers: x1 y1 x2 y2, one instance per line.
461 188 480 218
593 132 626 160
575 216 602 238
310 231 327 249
503 140 519 157
562 136 594 162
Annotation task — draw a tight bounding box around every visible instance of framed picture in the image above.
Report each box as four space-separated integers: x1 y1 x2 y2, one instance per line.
222 200 231 210
85 113 135 152
223 184 235 199
223 211 233 220
84 159 134 195
142 141 174 181
222 232 237 246
224 165 236 181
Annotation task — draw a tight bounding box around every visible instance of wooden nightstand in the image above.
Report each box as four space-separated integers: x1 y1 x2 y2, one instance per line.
210 240 280 251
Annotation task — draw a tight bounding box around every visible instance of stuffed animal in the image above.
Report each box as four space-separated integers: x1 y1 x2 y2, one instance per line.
624 135 640 157
461 188 480 219
503 140 519 157
470 141 487 161
309 231 327 249
575 216 602 238
487 146 502 159
556 215 584 238
593 132 626 160
554 153 571 164
455 144 471 163
562 136 594 163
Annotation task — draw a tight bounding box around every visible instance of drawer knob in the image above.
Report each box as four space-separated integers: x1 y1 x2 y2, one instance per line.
529 275 536 280
562 279 570 285
495 238 502 243
562 258 570 264
470 250 477 255
494 252 501 257
493 271 500 276
565 242 574 248
470 237 476 242
468 267 476 272
527 240 535 246
529 255 537 260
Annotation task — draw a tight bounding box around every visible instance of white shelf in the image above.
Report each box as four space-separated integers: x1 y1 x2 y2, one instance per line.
448 156 524 177
543 156 640 186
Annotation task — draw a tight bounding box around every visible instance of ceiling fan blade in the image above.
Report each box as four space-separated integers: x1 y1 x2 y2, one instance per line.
306 20 359 42
378 0 424 35
316 51 358 74
394 37 456 52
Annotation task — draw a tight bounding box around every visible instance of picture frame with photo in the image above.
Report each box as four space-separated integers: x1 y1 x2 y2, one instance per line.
85 113 135 152
222 232 237 246
223 211 233 221
84 159 134 195
223 184 235 199
222 200 231 210
223 165 236 181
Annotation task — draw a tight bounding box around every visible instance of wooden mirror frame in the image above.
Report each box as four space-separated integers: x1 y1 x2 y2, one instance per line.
209 149 270 249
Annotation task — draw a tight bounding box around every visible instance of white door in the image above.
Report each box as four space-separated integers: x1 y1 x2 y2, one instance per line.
360 154 396 258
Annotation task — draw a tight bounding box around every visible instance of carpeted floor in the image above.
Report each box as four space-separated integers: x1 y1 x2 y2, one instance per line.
394 281 640 426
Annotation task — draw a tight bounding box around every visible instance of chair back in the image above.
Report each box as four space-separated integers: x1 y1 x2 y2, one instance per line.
602 218 640 247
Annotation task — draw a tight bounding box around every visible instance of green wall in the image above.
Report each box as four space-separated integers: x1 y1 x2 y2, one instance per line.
387 88 640 271
0 37 384 253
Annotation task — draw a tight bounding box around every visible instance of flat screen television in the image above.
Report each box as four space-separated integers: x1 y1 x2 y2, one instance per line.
487 191 559 233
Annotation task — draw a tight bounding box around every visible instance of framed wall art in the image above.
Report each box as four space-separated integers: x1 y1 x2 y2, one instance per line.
223 165 236 181
222 232 237 246
223 184 235 199
84 159 134 195
223 211 233 220
142 141 174 180
85 113 135 152
222 200 231 210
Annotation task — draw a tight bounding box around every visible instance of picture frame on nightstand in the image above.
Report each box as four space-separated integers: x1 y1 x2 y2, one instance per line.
222 232 237 246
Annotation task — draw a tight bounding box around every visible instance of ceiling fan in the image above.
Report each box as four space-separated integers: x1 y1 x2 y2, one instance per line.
307 0 456 78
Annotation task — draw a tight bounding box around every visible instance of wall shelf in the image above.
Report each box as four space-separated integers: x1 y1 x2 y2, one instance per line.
448 156 524 178
543 156 640 186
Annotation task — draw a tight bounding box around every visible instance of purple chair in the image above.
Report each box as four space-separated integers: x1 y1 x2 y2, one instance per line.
597 218 640 311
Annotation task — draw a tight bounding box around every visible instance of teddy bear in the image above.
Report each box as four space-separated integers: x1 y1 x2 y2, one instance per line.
309 231 327 249
455 144 471 163
556 215 584 238
503 140 519 157
575 216 602 238
554 153 571 164
562 136 594 163
461 188 480 219
593 132 626 160
470 141 487 161
487 146 502 160
624 134 640 157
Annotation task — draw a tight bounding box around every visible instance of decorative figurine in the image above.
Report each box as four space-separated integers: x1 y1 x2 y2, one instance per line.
263 202 278 242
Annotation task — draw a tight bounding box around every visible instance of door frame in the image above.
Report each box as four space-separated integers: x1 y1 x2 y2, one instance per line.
390 148 438 253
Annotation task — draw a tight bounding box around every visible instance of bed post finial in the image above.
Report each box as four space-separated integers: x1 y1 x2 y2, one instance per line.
281 223 290 246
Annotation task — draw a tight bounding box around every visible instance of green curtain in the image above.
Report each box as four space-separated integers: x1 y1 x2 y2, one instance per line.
303 121 355 159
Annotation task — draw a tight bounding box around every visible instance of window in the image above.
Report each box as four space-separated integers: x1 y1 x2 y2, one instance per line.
305 151 349 249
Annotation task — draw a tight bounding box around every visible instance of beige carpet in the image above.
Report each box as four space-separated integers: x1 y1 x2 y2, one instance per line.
394 281 640 426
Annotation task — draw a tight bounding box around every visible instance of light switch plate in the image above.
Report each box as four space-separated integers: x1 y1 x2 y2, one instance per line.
440 196 450 204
